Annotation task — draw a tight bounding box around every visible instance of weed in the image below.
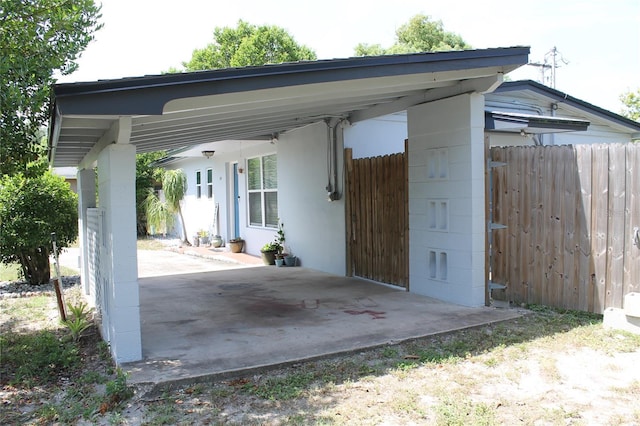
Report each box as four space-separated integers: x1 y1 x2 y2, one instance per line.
62 301 92 341
243 371 316 400
103 368 134 410
144 393 180 425
435 396 496 426
382 346 399 358
0 330 80 386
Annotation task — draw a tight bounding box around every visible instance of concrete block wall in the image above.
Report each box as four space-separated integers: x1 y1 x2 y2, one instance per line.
407 94 486 306
96 144 142 363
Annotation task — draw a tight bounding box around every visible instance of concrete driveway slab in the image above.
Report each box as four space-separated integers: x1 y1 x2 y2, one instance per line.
123 266 520 387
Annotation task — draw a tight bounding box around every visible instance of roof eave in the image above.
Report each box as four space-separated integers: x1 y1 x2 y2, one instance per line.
495 80 640 132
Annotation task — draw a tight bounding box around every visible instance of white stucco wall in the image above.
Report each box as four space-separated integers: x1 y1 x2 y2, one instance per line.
277 122 346 275
408 94 486 307
167 143 279 254
485 92 634 146
344 113 407 158
346 93 635 156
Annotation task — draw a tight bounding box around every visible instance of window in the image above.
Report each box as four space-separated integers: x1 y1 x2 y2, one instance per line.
247 154 278 228
195 170 202 199
206 168 213 199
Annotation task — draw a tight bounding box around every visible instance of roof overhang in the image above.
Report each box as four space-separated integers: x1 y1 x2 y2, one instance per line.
493 80 640 136
485 111 590 134
49 46 530 168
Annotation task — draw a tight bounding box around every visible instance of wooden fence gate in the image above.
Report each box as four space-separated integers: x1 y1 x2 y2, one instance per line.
490 144 640 314
345 145 409 289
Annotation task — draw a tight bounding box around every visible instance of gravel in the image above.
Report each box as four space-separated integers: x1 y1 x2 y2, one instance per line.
0 275 81 299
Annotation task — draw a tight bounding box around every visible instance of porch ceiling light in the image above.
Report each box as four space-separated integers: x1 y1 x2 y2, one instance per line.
202 150 215 159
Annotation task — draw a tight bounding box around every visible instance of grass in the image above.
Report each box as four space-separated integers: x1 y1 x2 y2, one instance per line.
2 284 639 424
0 286 133 425
0 262 79 282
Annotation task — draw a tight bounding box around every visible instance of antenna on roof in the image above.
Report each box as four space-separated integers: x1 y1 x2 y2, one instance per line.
527 46 569 89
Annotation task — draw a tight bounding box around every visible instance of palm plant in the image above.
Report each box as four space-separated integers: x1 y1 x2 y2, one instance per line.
144 169 191 245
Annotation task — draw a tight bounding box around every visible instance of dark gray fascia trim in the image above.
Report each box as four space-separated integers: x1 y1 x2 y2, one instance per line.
53 47 530 116
485 110 590 133
496 80 640 131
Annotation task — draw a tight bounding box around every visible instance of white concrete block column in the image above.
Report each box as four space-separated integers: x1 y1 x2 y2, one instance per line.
407 93 486 306
97 143 142 363
77 167 96 299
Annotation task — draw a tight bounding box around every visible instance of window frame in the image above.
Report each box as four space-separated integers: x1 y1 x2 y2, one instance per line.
246 154 278 229
195 170 202 199
206 168 213 199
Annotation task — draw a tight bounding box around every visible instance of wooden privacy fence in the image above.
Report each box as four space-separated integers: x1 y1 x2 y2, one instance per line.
345 146 409 289
490 144 640 314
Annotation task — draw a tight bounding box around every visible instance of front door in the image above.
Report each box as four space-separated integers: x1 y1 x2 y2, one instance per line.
233 163 240 238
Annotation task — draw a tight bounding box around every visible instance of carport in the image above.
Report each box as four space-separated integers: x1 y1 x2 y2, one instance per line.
48 47 530 363
125 265 519 385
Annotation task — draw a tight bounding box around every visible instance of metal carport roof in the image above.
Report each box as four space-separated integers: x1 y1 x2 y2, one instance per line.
48 46 530 168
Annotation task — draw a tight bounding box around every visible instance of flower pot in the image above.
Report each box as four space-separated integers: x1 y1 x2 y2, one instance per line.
261 250 277 265
284 255 296 266
211 235 223 248
275 258 285 267
229 240 244 253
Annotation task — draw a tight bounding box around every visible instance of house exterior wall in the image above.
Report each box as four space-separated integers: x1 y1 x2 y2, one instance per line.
407 94 486 307
484 91 633 146
346 93 634 156
278 122 346 275
166 157 219 241
344 113 406 159
166 143 278 253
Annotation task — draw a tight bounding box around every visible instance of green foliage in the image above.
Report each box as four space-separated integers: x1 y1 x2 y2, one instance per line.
0 330 80 386
63 301 92 342
620 88 640 122
143 188 174 236
242 371 316 400
143 169 190 243
162 169 187 213
354 14 471 56
0 170 78 284
105 368 134 406
135 151 166 235
181 20 316 71
0 0 102 176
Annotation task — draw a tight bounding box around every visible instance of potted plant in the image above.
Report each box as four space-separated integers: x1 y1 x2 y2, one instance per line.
261 222 286 265
198 230 209 246
260 241 281 265
228 237 244 253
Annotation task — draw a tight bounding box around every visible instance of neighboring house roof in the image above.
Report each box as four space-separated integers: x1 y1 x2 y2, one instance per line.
49 46 529 167
493 80 640 137
485 110 590 134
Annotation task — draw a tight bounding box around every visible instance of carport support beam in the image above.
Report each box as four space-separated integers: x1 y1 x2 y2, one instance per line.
97 140 142 363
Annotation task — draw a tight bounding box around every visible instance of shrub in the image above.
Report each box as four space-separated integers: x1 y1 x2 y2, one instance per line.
0 170 78 284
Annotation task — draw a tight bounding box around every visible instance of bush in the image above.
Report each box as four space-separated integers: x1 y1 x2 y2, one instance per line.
0 170 78 284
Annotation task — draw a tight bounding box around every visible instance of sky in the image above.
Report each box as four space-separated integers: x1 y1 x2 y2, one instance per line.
59 0 639 114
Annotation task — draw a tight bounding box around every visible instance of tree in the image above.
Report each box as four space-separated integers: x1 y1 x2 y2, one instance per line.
135 151 166 236
620 88 640 122
144 169 190 245
181 20 316 71
354 14 471 56
0 170 78 284
0 0 102 176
